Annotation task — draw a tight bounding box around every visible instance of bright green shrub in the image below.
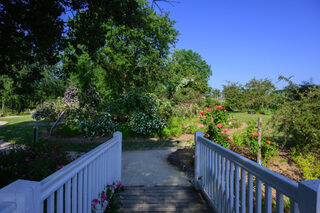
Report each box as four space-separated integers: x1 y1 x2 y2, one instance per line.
292 153 320 180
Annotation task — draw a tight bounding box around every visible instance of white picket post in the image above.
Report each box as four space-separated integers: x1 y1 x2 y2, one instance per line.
113 131 122 181
298 179 320 213
0 180 41 213
194 131 203 190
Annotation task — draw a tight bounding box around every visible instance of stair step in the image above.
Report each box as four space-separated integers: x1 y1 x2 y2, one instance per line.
118 185 211 213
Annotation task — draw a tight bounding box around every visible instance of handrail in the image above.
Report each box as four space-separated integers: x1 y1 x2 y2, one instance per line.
40 137 118 201
198 136 299 199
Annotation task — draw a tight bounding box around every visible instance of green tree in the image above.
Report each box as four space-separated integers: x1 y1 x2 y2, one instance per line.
165 49 212 103
63 0 178 99
222 82 244 111
243 78 275 110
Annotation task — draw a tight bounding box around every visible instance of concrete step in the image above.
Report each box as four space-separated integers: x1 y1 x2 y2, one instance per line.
119 185 212 213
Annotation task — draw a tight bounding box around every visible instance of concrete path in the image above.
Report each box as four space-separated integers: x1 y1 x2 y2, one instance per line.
122 148 190 186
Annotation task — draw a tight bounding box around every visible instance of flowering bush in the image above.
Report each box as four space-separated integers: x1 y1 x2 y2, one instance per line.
91 181 124 213
243 122 278 161
78 112 118 139
200 106 232 148
129 111 166 136
0 144 73 188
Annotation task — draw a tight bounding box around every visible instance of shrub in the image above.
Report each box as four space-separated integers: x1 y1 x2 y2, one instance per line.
0 144 73 188
128 112 166 136
272 83 320 152
78 112 118 139
200 106 232 148
292 152 320 180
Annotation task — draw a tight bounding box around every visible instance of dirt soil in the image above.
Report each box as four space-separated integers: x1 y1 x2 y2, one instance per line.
169 144 304 182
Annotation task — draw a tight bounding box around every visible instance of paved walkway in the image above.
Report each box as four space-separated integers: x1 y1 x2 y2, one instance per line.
122 148 190 186
120 148 211 212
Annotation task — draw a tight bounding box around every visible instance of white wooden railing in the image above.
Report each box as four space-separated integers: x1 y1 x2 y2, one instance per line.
194 131 320 213
0 131 122 213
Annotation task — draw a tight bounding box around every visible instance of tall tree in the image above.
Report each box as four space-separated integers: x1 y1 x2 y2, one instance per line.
63 0 178 98
165 49 212 103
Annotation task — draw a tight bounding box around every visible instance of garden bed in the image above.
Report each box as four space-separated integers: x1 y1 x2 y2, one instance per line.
168 145 304 182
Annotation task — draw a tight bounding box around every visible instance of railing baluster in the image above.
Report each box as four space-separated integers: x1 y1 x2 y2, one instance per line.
47 193 54 213
83 166 88 212
226 159 230 212
248 173 253 213
230 162 234 212
235 165 239 213
65 179 71 213
57 186 63 213
265 184 272 213
204 144 207 191
214 150 218 207
276 191 284 213
78 170 83 213
222 156 226 212
241 168 246 213
72 175 77 213
290 199 299 213
256 178 262 213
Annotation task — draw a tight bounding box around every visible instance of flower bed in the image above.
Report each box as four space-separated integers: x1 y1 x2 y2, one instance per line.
0 143 74 188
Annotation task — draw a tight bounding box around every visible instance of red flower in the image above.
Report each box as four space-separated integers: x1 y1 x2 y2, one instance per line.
217 123 222 128
224 109 227 113
217 105 222 110
202 116 206 120
252 132 259 137
206 108 212 112
223 128 228 133
228 136 233 141
200 110 205 115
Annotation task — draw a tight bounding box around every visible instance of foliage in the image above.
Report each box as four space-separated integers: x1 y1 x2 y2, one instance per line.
272 78 320 152
172 103 201 119
129 112 166 136
0 143 72 188
292 152 320 180
200 106 232 148
222 78 276 111
78 112 118 139
64 1 178 99
165 49 212 103
91 182 124 213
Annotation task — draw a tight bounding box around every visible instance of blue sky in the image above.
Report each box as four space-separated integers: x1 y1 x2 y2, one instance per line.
156 0 320 90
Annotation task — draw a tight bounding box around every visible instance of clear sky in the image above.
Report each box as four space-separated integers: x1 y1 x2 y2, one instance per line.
156 0 320 90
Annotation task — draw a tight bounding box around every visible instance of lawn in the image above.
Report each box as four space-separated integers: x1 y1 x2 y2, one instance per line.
0 115 50 145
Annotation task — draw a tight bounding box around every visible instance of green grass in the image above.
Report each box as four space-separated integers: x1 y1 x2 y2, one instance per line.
0 115 50 145
229 112 272 124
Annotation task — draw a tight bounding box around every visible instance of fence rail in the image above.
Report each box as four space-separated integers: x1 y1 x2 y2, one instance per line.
0 131 122 213
194 131 320 213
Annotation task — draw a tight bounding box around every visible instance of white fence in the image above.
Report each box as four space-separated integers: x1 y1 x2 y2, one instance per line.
194 131 320 213
0 131 122 213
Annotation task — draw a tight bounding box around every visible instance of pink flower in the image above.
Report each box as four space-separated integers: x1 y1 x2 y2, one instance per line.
202 116 206 120
200 110 205 115
14 171 18 175
252 132 259 137
227 136 233 141
224 109 227 113
206 108 212 112
217 123 222 128
57 165 65 169
102 193 108 201
0 165 3 169
22 174 26 178
217 105 222 110
314 133 317 137
92 198 99 207
221 131 224 135
223 128 228 133
25 157 29 162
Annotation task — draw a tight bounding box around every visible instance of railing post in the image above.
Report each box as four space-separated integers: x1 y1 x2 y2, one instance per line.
194 131 203 190
298 179 320 213
113 131 122 181
0 180 41 213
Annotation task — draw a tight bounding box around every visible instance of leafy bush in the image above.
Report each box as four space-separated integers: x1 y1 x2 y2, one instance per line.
0 144 72 188
78 112 118 139
292 152 320 180
172 103 201 119
200 106 232 148
128 112 166 136
272 83 320 152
